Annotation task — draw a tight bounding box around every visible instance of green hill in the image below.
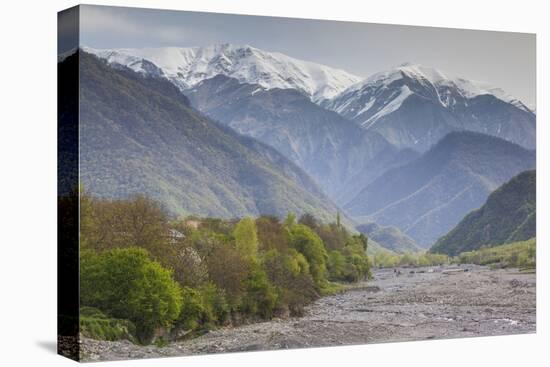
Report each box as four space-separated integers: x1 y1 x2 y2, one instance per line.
66 51 341 221
430 170 536 256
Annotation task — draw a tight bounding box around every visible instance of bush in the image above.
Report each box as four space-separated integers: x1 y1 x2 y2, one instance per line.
327 250 346 280
80 307 136 342
457 238 535 269
198 282 230 325
241 262 277 318
176 287 204 331
80 247 182 342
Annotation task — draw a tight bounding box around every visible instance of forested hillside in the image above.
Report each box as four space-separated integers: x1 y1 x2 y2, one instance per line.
72 51 341 222
431 170 536 256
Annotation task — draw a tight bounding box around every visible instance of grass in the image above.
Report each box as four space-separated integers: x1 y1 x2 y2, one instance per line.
80 307 137 342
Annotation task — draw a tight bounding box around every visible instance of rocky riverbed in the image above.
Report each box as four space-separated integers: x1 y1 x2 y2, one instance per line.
80 265 536 362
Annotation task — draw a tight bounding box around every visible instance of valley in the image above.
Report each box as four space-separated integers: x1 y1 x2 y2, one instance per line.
56 9 537 363
80 265 536 361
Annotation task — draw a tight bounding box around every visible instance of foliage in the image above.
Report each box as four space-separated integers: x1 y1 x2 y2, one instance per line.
80 307 137 342
240 263 278 318
233 217 259 259
288 224 328 288
371 251 449 268
262 248 316 315
256 215 290 252
80 194 373 343
456 238 536 269
80 247 182 341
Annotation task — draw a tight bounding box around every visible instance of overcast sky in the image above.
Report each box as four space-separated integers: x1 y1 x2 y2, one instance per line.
69 5 535 107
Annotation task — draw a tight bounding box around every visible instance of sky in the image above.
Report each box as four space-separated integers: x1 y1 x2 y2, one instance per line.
64 4 536 107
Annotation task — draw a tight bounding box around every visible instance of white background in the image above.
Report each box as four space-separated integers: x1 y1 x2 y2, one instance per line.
0 0 547 365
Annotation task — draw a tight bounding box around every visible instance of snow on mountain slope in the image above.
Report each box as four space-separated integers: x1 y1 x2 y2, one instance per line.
324 63 536 151
84 44 361 102
328 63 531 121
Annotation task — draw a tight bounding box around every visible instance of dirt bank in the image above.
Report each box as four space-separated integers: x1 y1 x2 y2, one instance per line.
81 265 536 362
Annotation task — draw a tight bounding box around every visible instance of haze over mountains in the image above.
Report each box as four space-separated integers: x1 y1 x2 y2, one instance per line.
79 44 536 251
346 132 535 247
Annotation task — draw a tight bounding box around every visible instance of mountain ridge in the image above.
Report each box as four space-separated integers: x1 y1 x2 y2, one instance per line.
430 170 536 256
324 63 536 151
73 50 342 222
184 74 399 201
83 44 361 102
346 131 535 247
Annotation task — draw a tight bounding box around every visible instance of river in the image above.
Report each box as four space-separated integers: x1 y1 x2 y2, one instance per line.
81 264 536 361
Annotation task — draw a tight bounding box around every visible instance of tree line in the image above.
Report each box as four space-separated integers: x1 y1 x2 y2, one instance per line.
79 193 371 344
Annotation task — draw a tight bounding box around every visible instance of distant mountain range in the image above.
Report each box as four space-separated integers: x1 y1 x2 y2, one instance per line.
185 74 399 200
73 51 341 222
324 63 535 151
83 44 361 103
76 45 536 251
431 170 536 256
356 222 420 253
346 132 535 247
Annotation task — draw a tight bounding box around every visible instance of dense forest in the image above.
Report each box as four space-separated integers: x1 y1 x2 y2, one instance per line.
78 191 371 344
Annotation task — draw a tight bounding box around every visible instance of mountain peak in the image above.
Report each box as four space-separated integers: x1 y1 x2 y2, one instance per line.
85 44 361 102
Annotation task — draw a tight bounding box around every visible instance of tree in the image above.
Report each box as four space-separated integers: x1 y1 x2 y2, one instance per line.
204 242 249 307
256 215 289 252
80 247 182 342
80 195 173 263
288 224 328 288
284 213 296 228
298 213 319 230
233 217 259 259
241 262 277 318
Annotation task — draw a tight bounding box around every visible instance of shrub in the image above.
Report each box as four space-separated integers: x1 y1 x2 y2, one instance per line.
457 238 536 269
327 250 346 280
79 307 136 342
80 247 182 342
241 262 277 318
198 282 230 325
176 287 204 331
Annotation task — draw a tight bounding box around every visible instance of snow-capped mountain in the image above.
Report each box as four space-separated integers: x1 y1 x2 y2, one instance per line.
83 44 361 102
324 63 536 151
184 74 401 202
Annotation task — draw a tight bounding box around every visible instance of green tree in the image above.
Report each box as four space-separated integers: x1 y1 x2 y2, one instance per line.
80 247 182 342
233 217 259 259
288 224 328 288
241 262 277 318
